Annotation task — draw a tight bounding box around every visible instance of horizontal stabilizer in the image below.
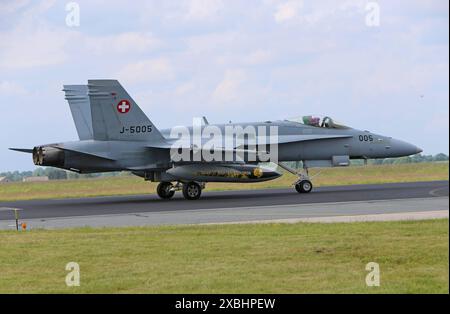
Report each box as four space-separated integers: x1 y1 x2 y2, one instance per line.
48 145 116 161
9 148 33 153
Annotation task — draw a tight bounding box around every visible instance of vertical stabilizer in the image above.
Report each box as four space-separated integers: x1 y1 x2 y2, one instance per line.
87 80 165 143
63 85 93 140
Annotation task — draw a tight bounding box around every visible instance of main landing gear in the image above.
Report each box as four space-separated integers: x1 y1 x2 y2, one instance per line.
182 182 202 200
277 162 313 194
156 182 175 199
156 181 205 200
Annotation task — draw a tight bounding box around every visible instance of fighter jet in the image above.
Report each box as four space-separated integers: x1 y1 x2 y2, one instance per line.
10 80 422 200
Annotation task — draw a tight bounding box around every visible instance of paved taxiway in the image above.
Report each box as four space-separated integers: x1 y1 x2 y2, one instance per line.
0 181 448 229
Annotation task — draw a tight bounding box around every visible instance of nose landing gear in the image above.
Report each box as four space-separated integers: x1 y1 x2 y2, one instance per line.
277 162 314 194
295 178 313 193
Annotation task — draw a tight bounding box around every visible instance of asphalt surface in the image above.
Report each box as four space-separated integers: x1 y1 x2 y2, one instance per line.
0 181 448 221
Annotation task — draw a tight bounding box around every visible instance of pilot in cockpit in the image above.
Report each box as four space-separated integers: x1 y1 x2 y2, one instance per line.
295 115 349 129
322 117 332 128
303 116 321 127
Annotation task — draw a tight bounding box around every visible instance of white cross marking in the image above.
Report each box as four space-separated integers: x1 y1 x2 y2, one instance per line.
118 101 130 113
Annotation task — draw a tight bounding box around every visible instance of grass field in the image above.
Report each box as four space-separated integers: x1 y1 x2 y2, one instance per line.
0 162 448 202
0 219 447 293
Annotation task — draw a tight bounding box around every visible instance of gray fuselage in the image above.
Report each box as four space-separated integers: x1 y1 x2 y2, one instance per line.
40 119 421 183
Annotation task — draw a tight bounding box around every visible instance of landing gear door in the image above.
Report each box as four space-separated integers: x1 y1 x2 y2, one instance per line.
332 155 350 167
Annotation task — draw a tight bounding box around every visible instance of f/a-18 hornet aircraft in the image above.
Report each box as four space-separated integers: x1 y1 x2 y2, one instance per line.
11 80 422 200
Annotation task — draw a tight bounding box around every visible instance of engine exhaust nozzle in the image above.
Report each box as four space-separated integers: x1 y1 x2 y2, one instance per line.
32 146 65 167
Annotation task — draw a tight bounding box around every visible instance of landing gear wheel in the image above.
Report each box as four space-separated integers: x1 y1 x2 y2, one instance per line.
157 182 175 199
295 180 313 194
182 182 202 200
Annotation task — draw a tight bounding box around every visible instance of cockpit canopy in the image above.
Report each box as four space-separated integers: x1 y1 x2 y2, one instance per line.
286 115 350 129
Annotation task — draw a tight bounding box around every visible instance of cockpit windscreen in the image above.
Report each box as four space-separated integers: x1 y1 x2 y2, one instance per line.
286 115 350 129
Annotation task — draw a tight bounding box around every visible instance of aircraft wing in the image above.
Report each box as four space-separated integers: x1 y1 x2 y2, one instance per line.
275 134 353 144
146 134 353 149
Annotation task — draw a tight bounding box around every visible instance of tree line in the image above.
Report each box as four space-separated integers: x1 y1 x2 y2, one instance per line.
0 168 127 182
0 153 448 182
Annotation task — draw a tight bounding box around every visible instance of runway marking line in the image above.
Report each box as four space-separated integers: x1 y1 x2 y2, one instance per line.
7 196 449 223
200 210 450 225
36 181 447 202
429 187 449 197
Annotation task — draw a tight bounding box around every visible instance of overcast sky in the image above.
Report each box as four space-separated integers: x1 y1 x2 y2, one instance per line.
0 0 448 171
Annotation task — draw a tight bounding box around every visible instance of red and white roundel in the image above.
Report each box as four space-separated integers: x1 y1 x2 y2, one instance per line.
117 100 131 114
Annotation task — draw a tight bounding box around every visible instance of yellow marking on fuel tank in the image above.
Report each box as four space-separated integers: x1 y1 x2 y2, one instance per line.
253 167 263 178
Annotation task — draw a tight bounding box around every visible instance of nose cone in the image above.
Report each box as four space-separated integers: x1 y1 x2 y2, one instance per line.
389 138 422 157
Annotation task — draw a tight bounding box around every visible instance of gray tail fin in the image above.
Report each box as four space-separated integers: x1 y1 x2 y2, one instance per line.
63 85 94 140
87 80 165 142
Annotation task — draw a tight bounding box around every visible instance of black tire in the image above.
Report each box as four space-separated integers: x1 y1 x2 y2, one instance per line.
157 182 175 199
295 180 313 194
182 182 202 200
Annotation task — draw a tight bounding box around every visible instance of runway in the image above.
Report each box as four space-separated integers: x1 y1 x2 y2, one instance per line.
0 181 448 229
